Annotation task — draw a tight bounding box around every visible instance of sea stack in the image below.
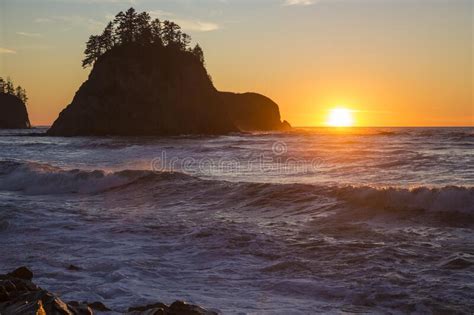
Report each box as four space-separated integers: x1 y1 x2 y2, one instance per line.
47 44 290 136
47 43 237 136
47 8 290 136
0 93 31 129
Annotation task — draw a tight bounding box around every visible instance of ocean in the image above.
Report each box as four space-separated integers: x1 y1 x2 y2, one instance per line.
0 127 473 314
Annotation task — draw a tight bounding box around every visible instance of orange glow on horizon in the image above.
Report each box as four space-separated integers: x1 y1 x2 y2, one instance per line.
1 0 471 127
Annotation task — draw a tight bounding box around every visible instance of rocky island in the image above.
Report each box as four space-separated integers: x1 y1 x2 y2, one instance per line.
0 77 30 129
47 8 290 136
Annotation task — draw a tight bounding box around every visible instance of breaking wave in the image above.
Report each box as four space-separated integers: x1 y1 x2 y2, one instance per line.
0 160 472 217
332 185 474 214
0 160 190 195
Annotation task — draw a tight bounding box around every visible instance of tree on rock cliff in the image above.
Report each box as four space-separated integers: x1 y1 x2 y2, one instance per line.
192 44 205 65
15 86 28 104
150 18 163 44
82 22 117 67
161 20 181 47
3 77 15 95
100 22 116 51
0 76 28 104
114 7 139 43
180 33 192 50
82 35 103 68
136 12 153 44
0 77 31 129
81 8 204 68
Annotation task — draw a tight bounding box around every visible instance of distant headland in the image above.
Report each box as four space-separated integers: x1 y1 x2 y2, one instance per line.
0 77 30 129
47 8 290 136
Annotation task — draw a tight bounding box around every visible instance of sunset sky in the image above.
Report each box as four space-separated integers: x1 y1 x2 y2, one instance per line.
0 0 472 127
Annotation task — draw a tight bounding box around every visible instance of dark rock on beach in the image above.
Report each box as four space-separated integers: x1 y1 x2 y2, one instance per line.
7 266 33 281
127 300 217 315
0 93 31 129
0 267 92 315
67 264 81 271
0 267 217 314
87 301 111 312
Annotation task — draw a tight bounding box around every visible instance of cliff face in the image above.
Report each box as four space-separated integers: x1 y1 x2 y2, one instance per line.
0 93 31 129
220 92 291 131
48 44 237 136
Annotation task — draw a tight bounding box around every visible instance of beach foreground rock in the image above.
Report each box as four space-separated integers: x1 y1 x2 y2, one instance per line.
0 267 217 314
0 93 31 129
0 267 92 315
127 301 217 315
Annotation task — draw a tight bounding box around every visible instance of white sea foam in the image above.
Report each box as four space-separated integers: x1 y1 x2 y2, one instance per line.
0 161 147 194
334 185 474 214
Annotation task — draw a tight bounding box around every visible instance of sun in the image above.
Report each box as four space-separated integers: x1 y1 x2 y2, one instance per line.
326 108 354 127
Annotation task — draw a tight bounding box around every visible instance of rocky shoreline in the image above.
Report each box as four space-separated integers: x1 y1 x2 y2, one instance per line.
0 267 217 315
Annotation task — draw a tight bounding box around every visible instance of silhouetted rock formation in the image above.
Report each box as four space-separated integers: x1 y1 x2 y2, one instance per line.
47 44 238 136
0 267 217 314
220 92 291 131
0 93 31 129
48 44 291 136
47 7 290 136
47 8 290 136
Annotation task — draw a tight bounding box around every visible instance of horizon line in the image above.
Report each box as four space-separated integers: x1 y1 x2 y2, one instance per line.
30 125 474 129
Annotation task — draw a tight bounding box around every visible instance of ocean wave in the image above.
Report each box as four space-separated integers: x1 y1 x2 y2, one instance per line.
348 128 472 139
1 160 473 217
375 131 406 136
331 185 474 214
0 160 192 195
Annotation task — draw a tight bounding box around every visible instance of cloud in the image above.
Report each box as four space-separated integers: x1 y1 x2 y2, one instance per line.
149 10 219 32
34 18 53 23
16 32 42 38
0 48 16 54
35 15 105 31
47 0 135 3
174 20 219 32
149 10 174 18
284 0 316 5
79 0 135 2
36 9 218 34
